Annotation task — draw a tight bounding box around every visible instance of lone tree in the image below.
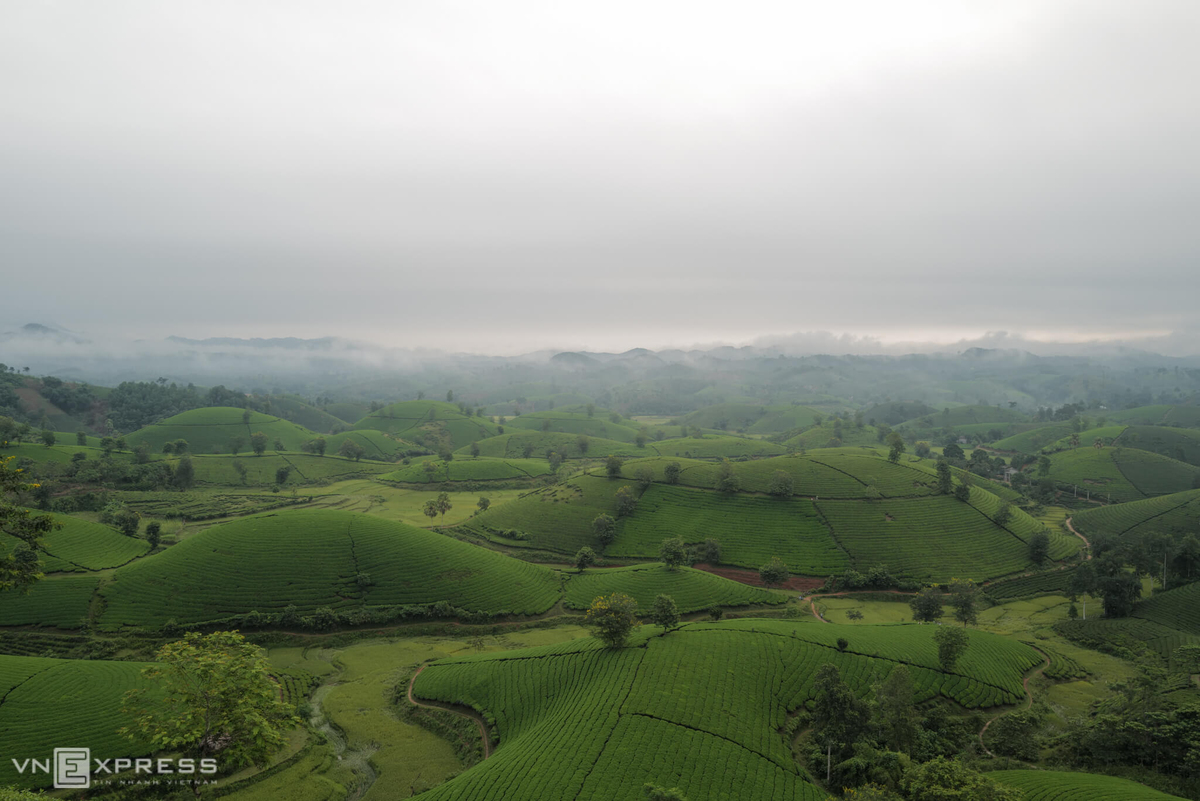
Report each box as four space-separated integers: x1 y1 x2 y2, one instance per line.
649 594 680 633
576 434 590 455
585 592 639 648
593 513 617 548
40 428 55 448
1028 529 1050 565
250 431 268 456
338 439 365 461
229 436 245 456
605 454 624 478
946 578 980 626
936 460 953 495
994 500 1013 527
574 546 597 571
615 486 638 517
275 466 290 486
422 499 439 522
768 470 794 497
886 431 906 463
0 456 59 592
174 455 195 489
953 474 972 502
476 496 491 513
702 538 721 564
908 586 943 623
121 631 298 798
933 626 970 671
663 461 681 484
714 459 740 493
1068 560 1097 619
759 557 789 587
145 521 162 549
659 537 688 570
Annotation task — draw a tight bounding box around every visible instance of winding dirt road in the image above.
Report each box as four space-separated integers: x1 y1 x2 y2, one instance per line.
978 646 1050 758
1064 517 1092 559
407 665 493 759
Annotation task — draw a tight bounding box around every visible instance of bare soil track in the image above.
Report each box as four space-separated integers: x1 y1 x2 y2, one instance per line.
407 665 493 759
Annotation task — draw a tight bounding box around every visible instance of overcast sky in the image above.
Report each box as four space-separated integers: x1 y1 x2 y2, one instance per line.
2 1 1198 355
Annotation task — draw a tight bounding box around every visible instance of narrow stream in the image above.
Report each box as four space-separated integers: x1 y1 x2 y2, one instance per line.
309 673 379 799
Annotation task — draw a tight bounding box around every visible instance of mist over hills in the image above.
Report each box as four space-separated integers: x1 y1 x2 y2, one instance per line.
3 323 1200 415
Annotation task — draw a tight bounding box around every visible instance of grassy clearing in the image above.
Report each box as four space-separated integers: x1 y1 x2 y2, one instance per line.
303 481 529 527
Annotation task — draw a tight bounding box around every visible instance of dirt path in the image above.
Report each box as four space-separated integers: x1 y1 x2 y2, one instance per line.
978 647 1050 758
1064 517 1092 559
407 665 493 759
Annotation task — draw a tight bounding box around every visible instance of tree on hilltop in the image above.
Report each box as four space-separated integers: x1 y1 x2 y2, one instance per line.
659 537 688 570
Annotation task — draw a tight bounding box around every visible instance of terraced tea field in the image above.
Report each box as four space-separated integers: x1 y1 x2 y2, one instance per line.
1072 488 1200 542
380 457 551 483
1046 447 1200 502
563 564 784 613
1132 581 1200 635
1 511 148 571
411 621 1040 801
815 495 1038 581
504 412 642 442
611 484 848 572
352 401 500 451
991 769 1187 800
97 510 563 628
647 435 785 458
0 656 156 787
0 575 98 627
126 407 318 453
466 431 643 459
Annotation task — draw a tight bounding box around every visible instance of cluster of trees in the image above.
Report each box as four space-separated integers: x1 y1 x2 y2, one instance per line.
806 661 1013 799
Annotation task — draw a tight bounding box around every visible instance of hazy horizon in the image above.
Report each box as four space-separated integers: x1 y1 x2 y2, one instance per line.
4 1 1199 357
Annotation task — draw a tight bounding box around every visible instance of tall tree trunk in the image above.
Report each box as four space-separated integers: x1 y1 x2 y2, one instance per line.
826 743 831 784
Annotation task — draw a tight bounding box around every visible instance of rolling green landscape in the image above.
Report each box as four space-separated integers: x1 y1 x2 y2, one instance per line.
2 352 1199 801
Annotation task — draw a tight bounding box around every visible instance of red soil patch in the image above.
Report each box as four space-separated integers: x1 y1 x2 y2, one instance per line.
692 563 825 592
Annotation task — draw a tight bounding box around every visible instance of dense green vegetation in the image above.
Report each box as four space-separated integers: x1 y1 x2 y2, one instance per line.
379 457 552 483
352 400 500 451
